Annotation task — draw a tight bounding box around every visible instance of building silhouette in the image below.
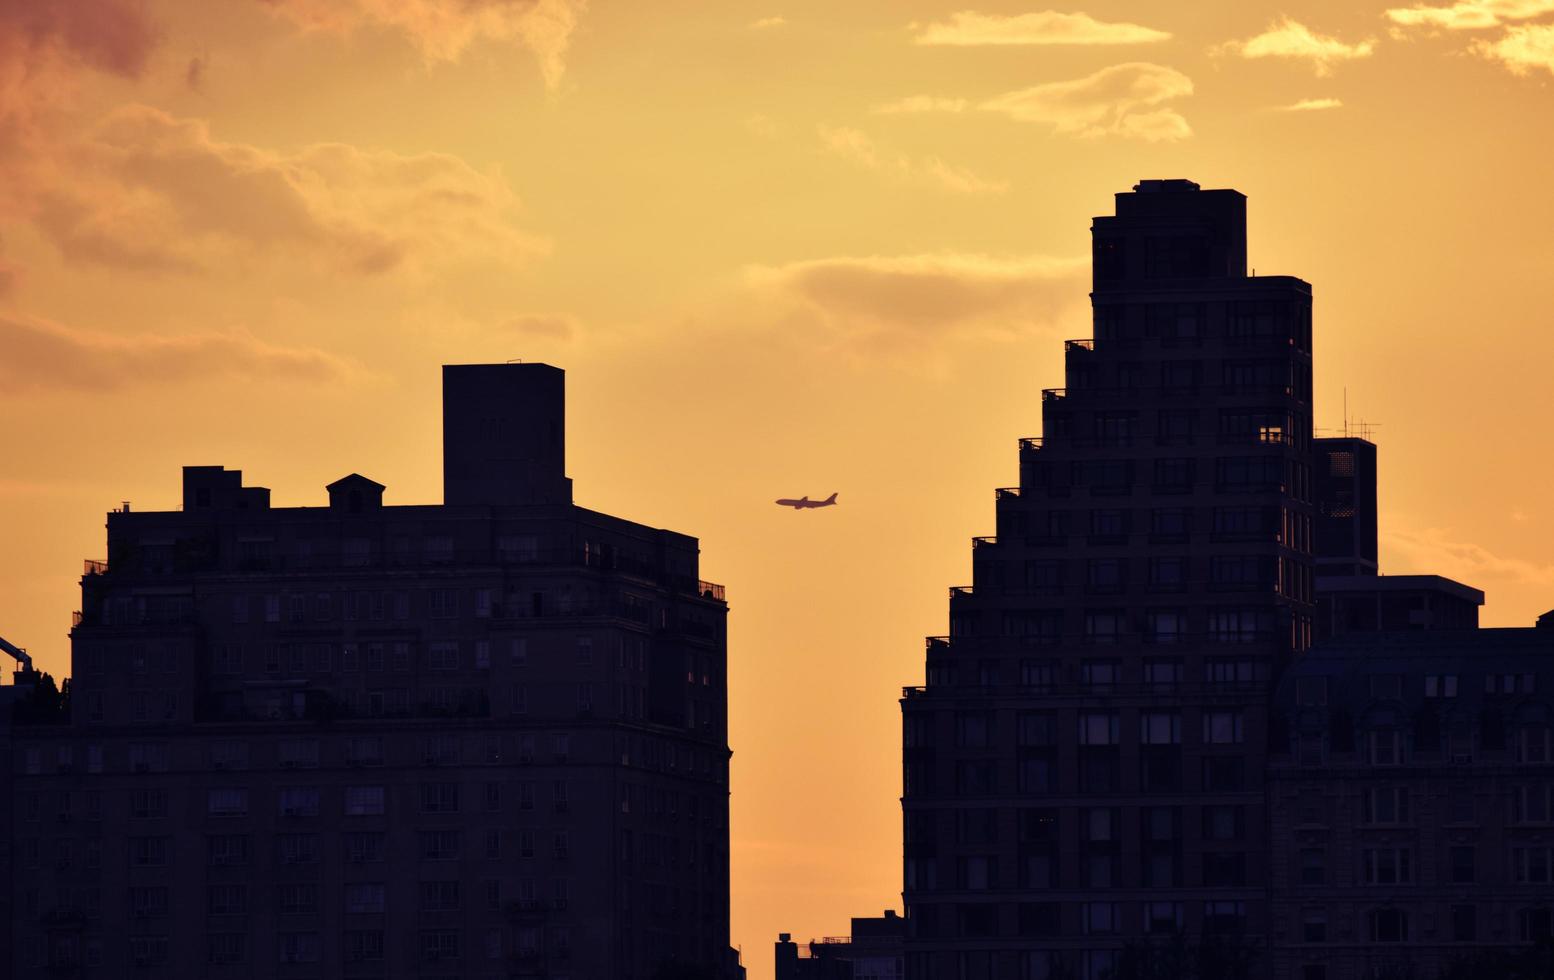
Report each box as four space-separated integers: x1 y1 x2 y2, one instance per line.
900 179 1317 978
5 363 742 980
1268 620 1554 980
774 911 904 979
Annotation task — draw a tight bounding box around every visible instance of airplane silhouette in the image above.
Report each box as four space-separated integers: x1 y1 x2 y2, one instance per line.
775 492 838 510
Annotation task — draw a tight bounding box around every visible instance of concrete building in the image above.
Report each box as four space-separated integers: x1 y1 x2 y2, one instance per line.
775 912 904 980
1268 619 1554 980
900 180 1317 978
6 363 741 980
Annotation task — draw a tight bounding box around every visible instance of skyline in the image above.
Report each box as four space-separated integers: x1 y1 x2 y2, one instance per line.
5 3 1554 978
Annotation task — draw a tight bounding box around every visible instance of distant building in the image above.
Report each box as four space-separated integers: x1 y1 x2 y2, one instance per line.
1311 436 1482 639
776 911 904 980
901 179 1317 978
1268 617 1554 980
6 363 742 980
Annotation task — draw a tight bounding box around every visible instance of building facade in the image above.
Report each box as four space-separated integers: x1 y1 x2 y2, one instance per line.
1268 622 1554 980
6 363 740 980
900 180 1317 978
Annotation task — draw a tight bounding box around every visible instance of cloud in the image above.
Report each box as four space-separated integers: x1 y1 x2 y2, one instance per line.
873 95 970 114
978 62 1193 141
259 0 586 88
1222 18 1375 75
750 16 786 29
505 313 577 340
20 104 545 276
1385 524 1554 589
819 126 1007 194
1473 23 1554 73
1386 0 1554 30
744 252 1087 351
1280 97 1344 111
912 10 1170 46
0 0 160 140
0 314 354 393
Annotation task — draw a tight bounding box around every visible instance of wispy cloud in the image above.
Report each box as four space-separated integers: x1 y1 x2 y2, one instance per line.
978 62 1193 141
744 252 1087 352
912 10 1170 46
1385 524 1554 589
873 95 970 114
505 313 578 340
750 16 786 30
259 0 587 88
1472 23 1554 73
1386 0 1554 30
1279 97 1344 111
819 126 1007 195
19 105 545 277
0 314 355 393
1222 18 1375 75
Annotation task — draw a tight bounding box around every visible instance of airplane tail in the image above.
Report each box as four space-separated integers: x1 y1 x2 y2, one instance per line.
824 492 838 505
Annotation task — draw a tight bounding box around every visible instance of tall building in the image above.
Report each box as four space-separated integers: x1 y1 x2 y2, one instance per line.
900 180 1317 978
6 363 741 980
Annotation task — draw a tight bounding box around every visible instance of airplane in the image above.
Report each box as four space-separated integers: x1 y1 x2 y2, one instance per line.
775 492 838 510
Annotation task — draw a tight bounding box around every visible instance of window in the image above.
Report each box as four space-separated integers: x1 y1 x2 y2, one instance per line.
1148 556 1187 589
1363 787 1410 824
429 641 458 671
1513 847 1553 883
1362 848 1413 885
279 933 320 964
1141 713 1180 745
1145 611 1185 644
1207 609 1267 643
278 788 320 817
1299 848 1325 885
1368 909 1408 943
1515 784 1552 824
1144 659 1182 691
1425 674 1459 698
1519 907 1553 942
419 881 461 912
1301 909 1327 943
1203 806 1243 841
1079 713 1119 746
1081 661 1118 692
207 834 249 866
1204 900 1245 935
1145 902 1183 935
956 712 992 749
277 834 319 865
207 789 248 817
1450 846 1475 883
344 786 385 816
420 831 461 861
1086 559 1124 592
420 783 459 813
1082 902 1118 935
1451 905 1476 942
1368 730 1402 766
1203 711 1244 744
1084 610 1124 644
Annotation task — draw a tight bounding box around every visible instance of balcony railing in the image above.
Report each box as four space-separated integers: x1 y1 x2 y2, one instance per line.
83 559 108 576
696 581 726 602
1042 388 1067 402
971 536 997 550
1019 436 1043 453
995 487 1021 502
1065 338 1096 352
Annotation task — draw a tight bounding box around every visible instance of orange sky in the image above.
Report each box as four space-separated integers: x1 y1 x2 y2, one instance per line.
4 2 1554 976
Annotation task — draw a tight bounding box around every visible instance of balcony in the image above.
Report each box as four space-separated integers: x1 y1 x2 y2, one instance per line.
971 536 997 550
949 586 974 598
695 580 726 602
995 487 1021 502
1019 436 1043 453
1065 338 1096 352
83 559 108 576
1042 388 1067 402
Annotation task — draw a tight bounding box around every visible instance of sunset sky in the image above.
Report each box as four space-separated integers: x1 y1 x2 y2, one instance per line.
4 1 1554 975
